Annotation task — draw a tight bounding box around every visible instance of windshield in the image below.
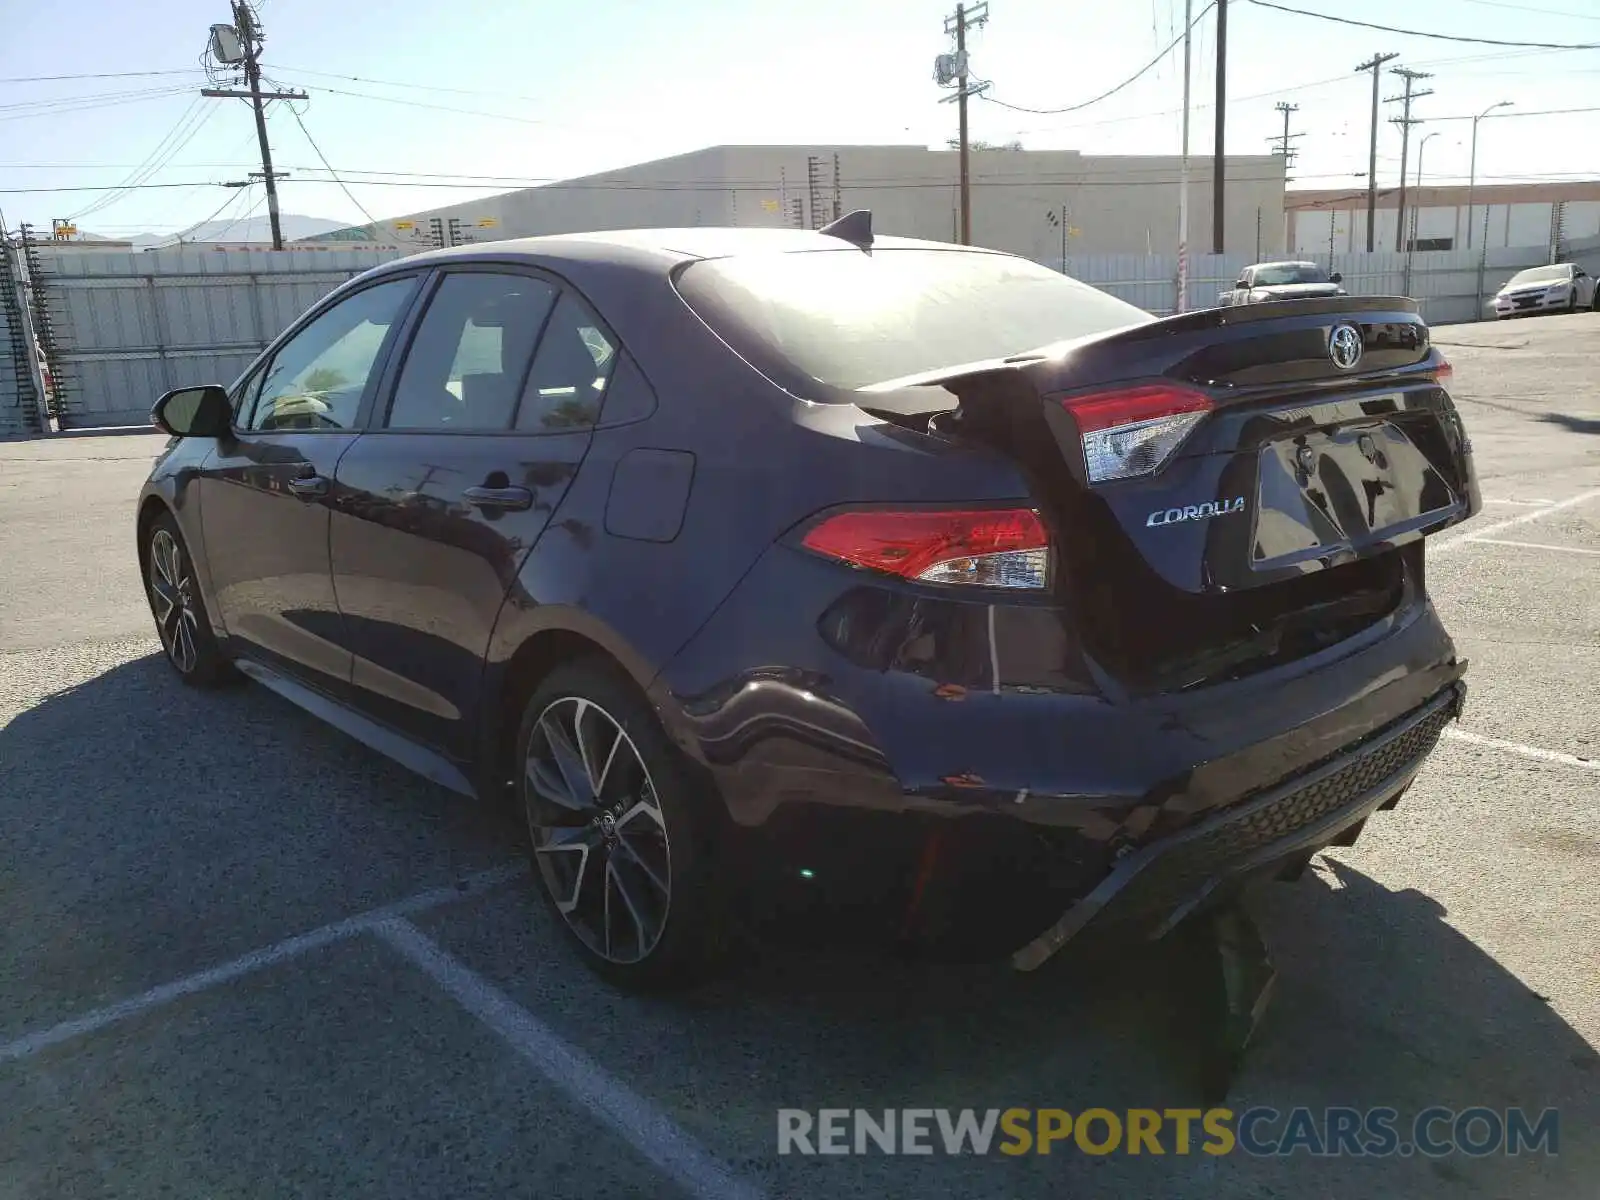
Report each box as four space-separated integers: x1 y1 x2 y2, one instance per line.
676 249 1151 391
1252 263 1329 287
1506 265 1572 287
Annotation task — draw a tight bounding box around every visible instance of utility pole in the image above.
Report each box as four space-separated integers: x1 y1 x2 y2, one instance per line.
1385 67 1432 253
1212 0 1227 254
943 2 989 245
1466 100 1511 250
1177 0 1194 312
201 3 305 250
1355 53 1398 252
1267 102 1303 177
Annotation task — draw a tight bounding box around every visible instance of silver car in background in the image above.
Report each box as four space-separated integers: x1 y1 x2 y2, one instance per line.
1491 263 1598 319
1216 261 1346 308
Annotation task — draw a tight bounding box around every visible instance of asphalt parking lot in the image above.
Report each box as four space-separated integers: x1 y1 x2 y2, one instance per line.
2 311 1597 1199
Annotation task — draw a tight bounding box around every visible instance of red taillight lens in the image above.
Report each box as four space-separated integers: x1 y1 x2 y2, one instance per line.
801 508 1050 589
1058 384 1213 483
1061 384 1213 433
1434 357 1454 381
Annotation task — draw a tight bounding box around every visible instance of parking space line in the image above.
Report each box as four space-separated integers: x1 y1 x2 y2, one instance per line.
1434 488 1600 555
1444 727 1600 774
0 865 522 1066
373 917 767 1200
1466 537 1600 557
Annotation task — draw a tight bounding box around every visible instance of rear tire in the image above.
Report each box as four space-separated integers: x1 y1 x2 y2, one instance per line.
142 511 233 687
515 658 728 991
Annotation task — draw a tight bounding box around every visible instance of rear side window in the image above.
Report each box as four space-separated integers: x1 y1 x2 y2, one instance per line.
386 272 557 430
675 248 1150 392
514 293 616 432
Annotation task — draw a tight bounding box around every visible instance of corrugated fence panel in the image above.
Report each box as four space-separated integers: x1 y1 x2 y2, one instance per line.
41 248 405 427
1050 242 1572 327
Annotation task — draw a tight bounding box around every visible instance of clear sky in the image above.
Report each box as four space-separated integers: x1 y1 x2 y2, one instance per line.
2 0 1597 235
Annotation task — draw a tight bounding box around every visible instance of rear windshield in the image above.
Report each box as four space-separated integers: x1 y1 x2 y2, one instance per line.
676 248 1151 391
1507 265 1571 287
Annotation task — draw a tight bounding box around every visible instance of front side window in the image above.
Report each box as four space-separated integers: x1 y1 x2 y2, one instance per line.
247 277 417 432
386 273 558 430
514 293 616 431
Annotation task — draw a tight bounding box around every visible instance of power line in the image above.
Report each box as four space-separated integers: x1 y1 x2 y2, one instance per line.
0 69 204 84
280 100 378 226
1424 105 1600 122
268 64 549 103
1454 0 1600 20
156 185 253 246
980 1 1216 114
0 84 194 115
1246 0 1600 48
70 99 218 221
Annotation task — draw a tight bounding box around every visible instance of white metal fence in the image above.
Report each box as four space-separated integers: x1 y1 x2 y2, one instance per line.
36 247 406 429
1052 243 1581 325
13 231 1598 433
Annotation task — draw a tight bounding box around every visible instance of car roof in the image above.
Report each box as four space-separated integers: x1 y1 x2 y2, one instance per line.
377 226 1005 274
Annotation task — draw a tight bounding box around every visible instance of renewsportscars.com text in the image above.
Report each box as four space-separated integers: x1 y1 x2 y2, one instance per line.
776 1107 1559 1158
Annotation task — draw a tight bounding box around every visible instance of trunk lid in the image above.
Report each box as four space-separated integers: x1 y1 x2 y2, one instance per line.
864 296 1479 691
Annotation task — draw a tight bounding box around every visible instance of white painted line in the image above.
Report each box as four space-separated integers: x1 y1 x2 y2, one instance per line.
1481 498 1555 507
1433 488 1600 555
1444 727 1600 774
373 917 766 1200
1467 537 1600 557
0 865 522 1065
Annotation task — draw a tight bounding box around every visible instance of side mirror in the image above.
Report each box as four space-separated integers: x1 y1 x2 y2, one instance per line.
1235 279 1250 289
152 384 232 438
1330 271 1343 284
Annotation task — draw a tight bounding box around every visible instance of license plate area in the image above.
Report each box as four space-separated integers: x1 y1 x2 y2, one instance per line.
1252 419 1459 571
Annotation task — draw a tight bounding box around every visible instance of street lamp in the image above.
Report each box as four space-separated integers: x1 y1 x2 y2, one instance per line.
1466 100 1512 250
1407 132 1440 254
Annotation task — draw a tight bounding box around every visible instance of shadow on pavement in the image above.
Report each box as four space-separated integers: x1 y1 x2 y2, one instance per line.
1538 412 1600 436
0 650 517 1040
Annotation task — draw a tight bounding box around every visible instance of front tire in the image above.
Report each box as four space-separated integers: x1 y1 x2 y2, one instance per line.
142 511 232 687
516 659 727 990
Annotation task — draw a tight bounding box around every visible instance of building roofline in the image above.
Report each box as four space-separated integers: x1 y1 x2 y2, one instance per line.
1287 180 1600 208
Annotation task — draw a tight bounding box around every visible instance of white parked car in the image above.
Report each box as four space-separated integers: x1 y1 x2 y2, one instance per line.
1491 263 1598 319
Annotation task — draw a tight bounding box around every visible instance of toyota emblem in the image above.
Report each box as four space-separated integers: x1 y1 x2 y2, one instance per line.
1328 323 1363 371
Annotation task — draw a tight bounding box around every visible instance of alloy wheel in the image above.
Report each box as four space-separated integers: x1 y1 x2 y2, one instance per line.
524 696 673 964
148 528 201 674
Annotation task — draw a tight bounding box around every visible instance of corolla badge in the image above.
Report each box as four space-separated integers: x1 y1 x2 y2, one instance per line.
1328 323 1364 370
1146 496 1247 527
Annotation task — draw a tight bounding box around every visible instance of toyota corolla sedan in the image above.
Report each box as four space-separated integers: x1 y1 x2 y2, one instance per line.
137 218 1478 989
1491 262 1598 318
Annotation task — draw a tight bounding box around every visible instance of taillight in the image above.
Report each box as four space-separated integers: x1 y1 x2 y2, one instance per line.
1433 357 1454 382
1059 384 1213 483
800 508 1050 589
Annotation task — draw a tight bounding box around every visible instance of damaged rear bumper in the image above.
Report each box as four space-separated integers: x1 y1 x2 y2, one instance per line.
1012 680 1467 971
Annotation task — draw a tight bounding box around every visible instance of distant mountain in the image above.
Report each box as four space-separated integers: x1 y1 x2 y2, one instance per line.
81 213 350 248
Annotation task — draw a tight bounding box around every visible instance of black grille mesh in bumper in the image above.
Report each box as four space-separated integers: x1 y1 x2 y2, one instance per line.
1015 687 1458 966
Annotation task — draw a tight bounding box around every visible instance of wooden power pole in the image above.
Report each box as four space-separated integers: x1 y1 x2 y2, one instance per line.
943 2 989 245
1355 52 1399 252
202 2 306 249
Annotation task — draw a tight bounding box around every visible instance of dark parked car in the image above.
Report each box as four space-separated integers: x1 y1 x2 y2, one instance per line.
137 219 1478 990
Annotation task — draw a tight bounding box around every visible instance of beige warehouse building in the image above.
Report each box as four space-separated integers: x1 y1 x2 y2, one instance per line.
314 143 1290 261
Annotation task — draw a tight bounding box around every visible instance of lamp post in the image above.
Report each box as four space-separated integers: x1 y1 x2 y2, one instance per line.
1466 100 1512 250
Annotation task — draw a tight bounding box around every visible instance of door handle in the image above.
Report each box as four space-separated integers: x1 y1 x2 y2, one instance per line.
463 485 534 511
286 474 329 498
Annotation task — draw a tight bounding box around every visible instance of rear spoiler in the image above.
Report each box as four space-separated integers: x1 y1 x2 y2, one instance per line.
859 295 1424 396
